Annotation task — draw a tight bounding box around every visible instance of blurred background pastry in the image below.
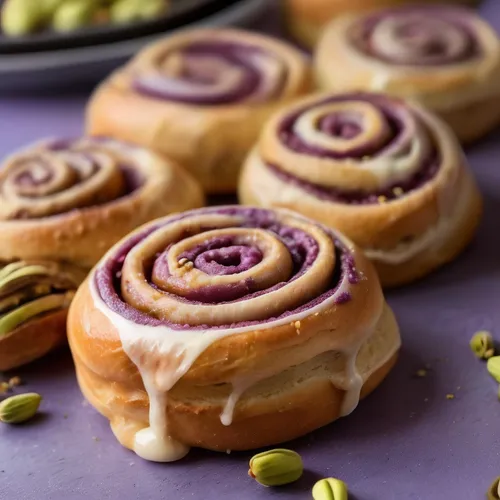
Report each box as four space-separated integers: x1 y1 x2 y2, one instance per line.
314 4 500 143
285 0 482 49
86 28 311 194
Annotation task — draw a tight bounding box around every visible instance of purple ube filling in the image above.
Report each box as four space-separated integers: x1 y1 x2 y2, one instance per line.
351 5 480 65
6 137 145 219
273 93 440 204
132 41 287 105
95 207 358 330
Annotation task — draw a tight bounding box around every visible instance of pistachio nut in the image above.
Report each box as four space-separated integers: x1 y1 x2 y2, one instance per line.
110 0 167 24
487 476 500 500
0 293 70 337
40 0 65 18
312 478 348 500
0 393 42 424
1 0 46 36
52 0 96 32
487 357 500 383
470 331 495 359
248 449 303 487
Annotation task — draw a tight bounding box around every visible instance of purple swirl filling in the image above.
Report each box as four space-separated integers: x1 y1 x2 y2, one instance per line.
351 6 480 66
4 138 146 219
133 42 287 105
95 207 358 330
273 93 440 204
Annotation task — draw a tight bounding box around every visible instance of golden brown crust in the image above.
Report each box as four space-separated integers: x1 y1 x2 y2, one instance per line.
286 0 480 48
69 269 399 452
86 29 312 194
0 309 68 371
75 350 398 452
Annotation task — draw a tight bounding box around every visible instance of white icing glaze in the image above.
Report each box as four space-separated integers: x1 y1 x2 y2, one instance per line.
337 342 365 417
88 235 362 461
220 379 253 427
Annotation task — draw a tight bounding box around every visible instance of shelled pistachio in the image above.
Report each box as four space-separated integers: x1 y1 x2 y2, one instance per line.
110 0 168 24
248 449 303 487
312 478 348 500
1 0 46 36
52 0 98 32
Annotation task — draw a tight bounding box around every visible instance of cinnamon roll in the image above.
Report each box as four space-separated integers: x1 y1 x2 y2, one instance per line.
86 28 311 194
286 0 481 49
68 206 400 460
0 137 203 370
239 92 482 287
314 5 500 143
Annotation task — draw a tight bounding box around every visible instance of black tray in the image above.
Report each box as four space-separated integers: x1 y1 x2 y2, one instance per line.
0 0 241 54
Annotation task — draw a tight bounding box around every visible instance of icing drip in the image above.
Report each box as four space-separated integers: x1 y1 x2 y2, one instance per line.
90 207 370 461
133 41 287 105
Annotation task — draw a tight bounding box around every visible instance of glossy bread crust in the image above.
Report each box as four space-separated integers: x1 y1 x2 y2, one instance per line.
69 274 400 451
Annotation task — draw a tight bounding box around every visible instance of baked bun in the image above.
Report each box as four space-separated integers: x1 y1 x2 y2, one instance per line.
68 206 400 461
86 28 311 194
239 92 482 287
0 137 204 370
314 5 500 143
286 0 481 49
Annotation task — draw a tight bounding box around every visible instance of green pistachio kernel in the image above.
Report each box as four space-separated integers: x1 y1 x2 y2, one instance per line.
1 0 46 36
0 294 70 337
110 0 167 24
487 357 500 383
248 449 303 487
312 478 349 500
52 0 96 32
470 331 495 359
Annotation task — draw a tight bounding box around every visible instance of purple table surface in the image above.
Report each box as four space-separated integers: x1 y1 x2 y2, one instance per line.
2 2 500 499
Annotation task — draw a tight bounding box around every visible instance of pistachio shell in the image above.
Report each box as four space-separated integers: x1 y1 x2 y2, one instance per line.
0 293 69 337
470 331 495 359
52 0 96 32
487 357 500 383
110 0 167 24
0 393 42 424
312 478 349 500
1 0 45 36
248 449 303 487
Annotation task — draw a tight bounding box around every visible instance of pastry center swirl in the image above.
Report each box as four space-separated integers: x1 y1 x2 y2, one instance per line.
353 8 478 65
133 41 288 104
268 93 440 203
97 208 358 328
0 139 140 220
